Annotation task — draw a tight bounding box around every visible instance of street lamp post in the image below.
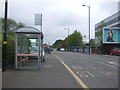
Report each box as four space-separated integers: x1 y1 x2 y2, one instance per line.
64 28 69 37
82 4 90 54
64 28 70 51
2 0 8 71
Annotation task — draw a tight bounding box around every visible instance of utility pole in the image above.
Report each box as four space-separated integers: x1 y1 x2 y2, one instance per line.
88 6 90 54
2 0 8 71
64 28 70 51
64 28 69 37
82 4 91 54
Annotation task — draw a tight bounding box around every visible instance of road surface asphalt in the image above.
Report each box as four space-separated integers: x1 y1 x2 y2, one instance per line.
2 51 119 89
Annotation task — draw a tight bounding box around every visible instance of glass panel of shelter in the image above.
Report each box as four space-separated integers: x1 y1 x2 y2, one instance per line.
16 33 41 69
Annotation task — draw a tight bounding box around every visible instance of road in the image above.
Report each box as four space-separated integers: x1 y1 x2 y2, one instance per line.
53 51 119 89
0 44 2 69
2 51 119 89
3 53 81 88
0 40 2 89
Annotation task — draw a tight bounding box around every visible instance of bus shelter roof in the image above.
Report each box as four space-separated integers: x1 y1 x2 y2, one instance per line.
15 27 41 34
15 27 43 39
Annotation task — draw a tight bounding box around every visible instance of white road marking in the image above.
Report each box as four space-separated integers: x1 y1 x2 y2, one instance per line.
97 61 117 68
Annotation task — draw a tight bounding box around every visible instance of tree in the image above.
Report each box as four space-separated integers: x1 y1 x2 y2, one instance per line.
89 39 95 46
1 18 25 32
6 31 15 65
67 30 83 47
62 37 68 48
17 22 25 29
0 18 2 64
1 18 25 65
52 39 63 48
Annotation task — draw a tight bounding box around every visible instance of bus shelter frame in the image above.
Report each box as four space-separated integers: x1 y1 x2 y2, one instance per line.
15 27 43 70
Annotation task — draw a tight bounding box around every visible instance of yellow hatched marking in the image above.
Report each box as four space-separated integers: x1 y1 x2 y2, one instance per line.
86 71 95 78
53 54 90 90
73 66 78 70
77 71 88 77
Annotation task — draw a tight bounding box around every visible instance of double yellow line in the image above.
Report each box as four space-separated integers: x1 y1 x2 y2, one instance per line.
53 54 90 90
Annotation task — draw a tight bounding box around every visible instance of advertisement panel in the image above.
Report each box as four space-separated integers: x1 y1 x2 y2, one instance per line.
103 27 120 44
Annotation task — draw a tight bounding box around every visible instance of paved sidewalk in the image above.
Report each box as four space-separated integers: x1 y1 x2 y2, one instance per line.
2 53 81 88
0 71 2 89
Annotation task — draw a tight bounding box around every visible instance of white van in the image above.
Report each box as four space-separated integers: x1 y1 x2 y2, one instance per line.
60 48 65 51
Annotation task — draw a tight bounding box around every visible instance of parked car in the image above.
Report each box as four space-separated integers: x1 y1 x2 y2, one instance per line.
57 48 60 51
50 48 53 51
30 46 45 62
109 48 120 56
44 47 51 54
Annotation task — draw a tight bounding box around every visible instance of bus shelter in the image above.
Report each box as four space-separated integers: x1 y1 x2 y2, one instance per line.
15 27 43 69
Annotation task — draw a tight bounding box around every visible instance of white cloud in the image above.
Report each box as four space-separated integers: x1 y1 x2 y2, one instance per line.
1 0 119 44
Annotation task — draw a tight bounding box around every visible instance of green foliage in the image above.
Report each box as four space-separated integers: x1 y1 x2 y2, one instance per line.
1 18 25 32
0 18 2 65
28 40 31 47
52 39 63 48
67 30 83 47
1 18 25 65
62 37 68 48
17 22 25 29
6 31 15 65
90 39 95 46
96 30 102 37
0 33 2 63
53 30 83 48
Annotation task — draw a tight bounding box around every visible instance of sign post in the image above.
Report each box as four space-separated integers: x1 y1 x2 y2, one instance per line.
2 0 8 71
35 14 43 69
35 14 42 32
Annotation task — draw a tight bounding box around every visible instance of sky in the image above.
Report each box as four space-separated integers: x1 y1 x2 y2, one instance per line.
0 0 119 45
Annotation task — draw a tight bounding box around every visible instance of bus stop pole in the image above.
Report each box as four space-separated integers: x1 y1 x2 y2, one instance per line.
2 0 8 71
40 14 43 63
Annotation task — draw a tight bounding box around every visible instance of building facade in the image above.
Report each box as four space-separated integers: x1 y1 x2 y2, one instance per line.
118 1 120 11
95 11 120 46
